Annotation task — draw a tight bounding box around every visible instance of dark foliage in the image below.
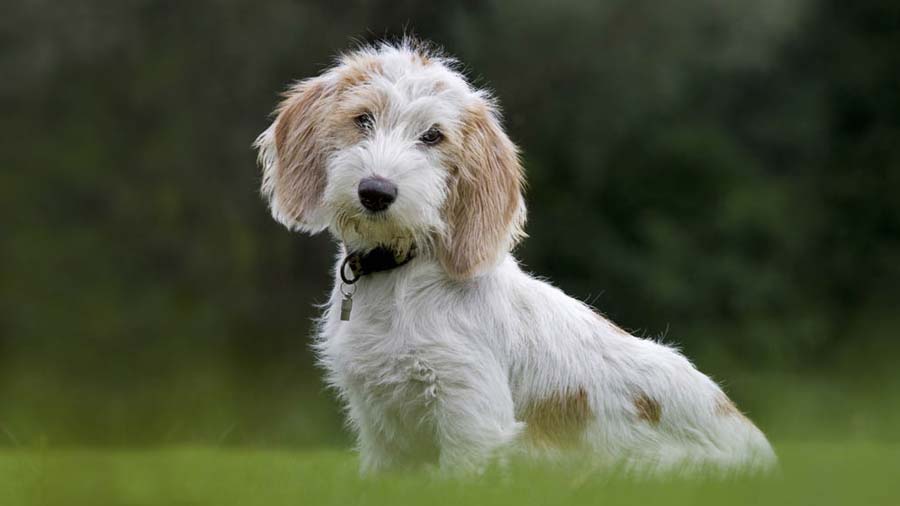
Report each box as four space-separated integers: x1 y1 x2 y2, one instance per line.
1 0 897 445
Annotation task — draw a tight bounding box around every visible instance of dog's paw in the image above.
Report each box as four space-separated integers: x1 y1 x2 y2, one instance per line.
406 357 439 403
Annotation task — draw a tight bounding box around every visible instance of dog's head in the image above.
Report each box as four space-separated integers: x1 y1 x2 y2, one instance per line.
255 41 526 279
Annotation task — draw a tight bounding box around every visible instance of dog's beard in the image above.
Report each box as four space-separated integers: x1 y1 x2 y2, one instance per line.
332 207 424 257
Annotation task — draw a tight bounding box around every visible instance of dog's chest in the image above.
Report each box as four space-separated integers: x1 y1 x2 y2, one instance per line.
324 290 442 412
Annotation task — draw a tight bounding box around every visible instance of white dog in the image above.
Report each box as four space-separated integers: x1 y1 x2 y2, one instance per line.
255 40 776 475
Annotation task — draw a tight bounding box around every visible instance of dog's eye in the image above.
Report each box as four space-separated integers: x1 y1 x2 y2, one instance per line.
419 126 443 146
354 112 374 132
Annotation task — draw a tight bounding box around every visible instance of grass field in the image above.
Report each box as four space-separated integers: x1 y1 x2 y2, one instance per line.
1 442 898 506
2 371 899 505
3 370 900 505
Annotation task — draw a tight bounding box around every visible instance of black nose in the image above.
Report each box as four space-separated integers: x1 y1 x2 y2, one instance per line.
358 177 398 212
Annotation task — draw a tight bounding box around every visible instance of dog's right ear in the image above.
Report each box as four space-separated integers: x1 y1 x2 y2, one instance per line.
255 76 334 232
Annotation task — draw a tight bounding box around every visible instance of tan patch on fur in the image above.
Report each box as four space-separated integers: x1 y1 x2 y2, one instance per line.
336 56 383 91
524 387 593 448
634 393 662 424
267 77 333 224
715 393 750 421
439 102 526 279
411 51 431 66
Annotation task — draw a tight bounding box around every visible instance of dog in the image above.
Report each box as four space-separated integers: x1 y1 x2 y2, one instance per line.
255 40 776 475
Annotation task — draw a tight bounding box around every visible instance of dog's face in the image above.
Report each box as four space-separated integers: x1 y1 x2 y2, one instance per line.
256 43 526 279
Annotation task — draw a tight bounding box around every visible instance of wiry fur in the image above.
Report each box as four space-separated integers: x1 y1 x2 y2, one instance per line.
256 40 776 476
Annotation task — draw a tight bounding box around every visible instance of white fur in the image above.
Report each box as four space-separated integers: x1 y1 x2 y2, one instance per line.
256 41 776 476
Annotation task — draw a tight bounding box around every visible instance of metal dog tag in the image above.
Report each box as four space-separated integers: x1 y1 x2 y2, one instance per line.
339 282 355 321
340 295 353 321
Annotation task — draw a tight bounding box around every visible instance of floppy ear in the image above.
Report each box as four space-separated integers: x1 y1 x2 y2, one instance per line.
255 76 334 232
440 101 527 279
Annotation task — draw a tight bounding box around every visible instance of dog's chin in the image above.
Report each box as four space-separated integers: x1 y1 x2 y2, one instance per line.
331 211 419 255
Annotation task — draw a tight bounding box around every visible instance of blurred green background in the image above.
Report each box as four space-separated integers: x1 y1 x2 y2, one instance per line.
2 0 899 458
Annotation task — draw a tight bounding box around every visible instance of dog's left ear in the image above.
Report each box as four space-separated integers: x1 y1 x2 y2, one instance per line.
440 99 526 279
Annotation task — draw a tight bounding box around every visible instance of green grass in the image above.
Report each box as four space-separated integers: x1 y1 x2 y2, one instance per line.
2 371 899 505
1 442 898 506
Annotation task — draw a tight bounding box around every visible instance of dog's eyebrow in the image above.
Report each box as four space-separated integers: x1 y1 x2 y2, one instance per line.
400 95 461 126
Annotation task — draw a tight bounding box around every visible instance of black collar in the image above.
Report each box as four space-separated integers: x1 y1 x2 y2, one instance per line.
340 244 417 285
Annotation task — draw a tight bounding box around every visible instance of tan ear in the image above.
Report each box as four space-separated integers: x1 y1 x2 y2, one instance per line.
441 101 526 279
255 77 333 232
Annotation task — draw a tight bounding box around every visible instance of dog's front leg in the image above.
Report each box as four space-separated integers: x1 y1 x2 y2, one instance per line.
431 363 524 475
345 389 418 475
